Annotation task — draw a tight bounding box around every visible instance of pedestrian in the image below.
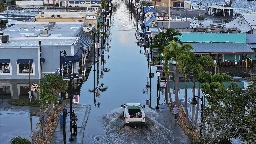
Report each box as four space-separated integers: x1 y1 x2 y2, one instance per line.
173 104 179 120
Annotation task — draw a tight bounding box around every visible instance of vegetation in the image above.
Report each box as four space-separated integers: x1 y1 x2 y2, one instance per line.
8 99 40 107
39 73 67 105
0 2 4 12
11 136 31 144
192 75 256 143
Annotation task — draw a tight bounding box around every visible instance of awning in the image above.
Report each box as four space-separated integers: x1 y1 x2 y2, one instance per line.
73 49 83 62
40 58 45 63
0 59 10 63
61 56 74 63
17 59 33 64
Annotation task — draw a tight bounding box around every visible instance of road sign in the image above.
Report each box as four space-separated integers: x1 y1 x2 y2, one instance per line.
56 68 60 73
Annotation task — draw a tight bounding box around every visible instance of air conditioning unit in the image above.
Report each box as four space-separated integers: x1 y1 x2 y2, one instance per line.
40 30 49 37
2 35 9 43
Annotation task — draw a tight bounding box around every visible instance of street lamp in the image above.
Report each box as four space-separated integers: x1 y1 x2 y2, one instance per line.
60 50 67 77
191 95 204 136
156 71 161 109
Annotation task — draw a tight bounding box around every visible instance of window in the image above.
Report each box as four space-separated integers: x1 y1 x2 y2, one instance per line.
0 86 11 96
18 63 33 74
17 59 35 75
63 62 73 75
0 63 11 74
20 86 30 97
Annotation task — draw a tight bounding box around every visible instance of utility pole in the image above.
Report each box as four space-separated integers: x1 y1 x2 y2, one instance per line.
94 33 96 104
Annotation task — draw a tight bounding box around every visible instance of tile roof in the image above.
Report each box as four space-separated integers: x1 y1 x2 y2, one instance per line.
248 44 256 48
178 33 246 43
246 34 256 44
189 43 254 53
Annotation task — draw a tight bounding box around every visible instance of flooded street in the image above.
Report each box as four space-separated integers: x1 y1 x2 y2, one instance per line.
80 2 188 144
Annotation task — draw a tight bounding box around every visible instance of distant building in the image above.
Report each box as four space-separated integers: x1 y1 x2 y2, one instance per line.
155 0 185 8
225 13 256 34
246 34 256 60
176 33 254 67
15 0 44 8
34 11 98 29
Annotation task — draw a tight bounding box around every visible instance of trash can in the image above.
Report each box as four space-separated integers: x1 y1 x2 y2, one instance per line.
60 114 63 125
60 114 66 125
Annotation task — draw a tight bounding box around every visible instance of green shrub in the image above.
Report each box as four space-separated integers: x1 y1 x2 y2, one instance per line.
8 99 40 107
11 136 31 144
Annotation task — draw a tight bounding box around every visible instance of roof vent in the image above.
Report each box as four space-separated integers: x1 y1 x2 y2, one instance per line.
2 35 9 43
40 30 49 37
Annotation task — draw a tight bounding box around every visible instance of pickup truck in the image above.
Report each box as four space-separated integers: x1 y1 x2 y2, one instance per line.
121 103 146 125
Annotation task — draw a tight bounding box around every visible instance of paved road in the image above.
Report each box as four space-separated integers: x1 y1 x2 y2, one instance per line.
77 1 190 144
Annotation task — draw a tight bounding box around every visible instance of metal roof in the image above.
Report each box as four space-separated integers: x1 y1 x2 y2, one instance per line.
2 22 83 38
0 37 78 47
189 43 254 54
178 33 246 43
243 13 256 29
246 34 256 44
157 21 190 29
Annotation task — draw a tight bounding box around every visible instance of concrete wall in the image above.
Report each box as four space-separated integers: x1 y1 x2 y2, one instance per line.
0 47 40 80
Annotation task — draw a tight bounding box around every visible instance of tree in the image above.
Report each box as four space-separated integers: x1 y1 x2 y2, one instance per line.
190 54 214 124
11 136 31 144
151 28 181 105
197 72 248 143
39 73 67 105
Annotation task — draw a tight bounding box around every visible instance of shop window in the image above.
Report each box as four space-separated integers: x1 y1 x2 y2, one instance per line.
0 63 11 74
17 63 34 74
20 86 30 96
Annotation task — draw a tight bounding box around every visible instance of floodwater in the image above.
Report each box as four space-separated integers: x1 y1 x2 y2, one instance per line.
0 102 40 144
80 2 188 144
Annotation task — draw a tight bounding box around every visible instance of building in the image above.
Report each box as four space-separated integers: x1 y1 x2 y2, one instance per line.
0 22 93 80
207 5 234 17
176 33 254 66
15 0 44 8
0 22 93 99
155 0 185 8
34 11 98 29
225 13 256 34
247 34 256 60
64 0 101 10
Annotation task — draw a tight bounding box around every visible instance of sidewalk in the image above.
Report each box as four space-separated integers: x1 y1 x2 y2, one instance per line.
51 104 91 144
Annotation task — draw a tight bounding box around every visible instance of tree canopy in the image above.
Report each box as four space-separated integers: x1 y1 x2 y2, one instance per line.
39 73 67 105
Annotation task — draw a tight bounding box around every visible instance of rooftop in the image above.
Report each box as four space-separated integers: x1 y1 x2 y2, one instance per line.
2 22 83 38
246 34 256 44
243 13 256 29
178 33 246 43
0 37 79 47
189 43 254 54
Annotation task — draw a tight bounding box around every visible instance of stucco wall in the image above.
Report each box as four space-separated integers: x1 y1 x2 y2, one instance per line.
0 47 40 80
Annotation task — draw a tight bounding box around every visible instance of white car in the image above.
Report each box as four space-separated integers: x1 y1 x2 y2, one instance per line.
121 103 146 125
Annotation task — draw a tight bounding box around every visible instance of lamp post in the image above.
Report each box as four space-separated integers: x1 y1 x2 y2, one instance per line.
156 71 160 109
68 72 74 141
60 50 67 77
191 95 204 136
62 108 67 144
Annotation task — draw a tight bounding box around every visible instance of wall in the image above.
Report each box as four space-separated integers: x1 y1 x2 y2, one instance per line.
35 17 86 22
0 47 39 80
16 1 43 6
156 0 185 7
41 45 72 74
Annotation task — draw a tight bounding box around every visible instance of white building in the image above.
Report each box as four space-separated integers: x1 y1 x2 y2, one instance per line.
225 13 256 34
16 0 44 8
